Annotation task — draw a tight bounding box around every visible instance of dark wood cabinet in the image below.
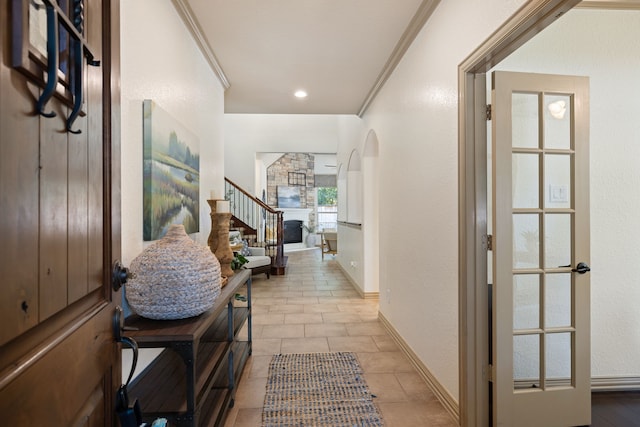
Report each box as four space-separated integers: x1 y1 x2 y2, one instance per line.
124 269 252 427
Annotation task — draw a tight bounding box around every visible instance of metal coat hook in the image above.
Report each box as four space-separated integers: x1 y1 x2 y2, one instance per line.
30 0 101 132
35 2 59 118
66 0 84 134
66 0 94 134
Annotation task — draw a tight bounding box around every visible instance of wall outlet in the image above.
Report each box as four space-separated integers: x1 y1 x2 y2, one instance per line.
350 261 357 268
386 288 391 304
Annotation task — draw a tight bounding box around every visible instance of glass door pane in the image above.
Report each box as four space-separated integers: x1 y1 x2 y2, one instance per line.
512 93 539 149
544 94 572 150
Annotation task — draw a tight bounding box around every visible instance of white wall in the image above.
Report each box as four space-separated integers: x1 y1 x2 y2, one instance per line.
337 0 529 401
120 0 226 379
494 9 640 379
120 0 226 262
224 114 356 194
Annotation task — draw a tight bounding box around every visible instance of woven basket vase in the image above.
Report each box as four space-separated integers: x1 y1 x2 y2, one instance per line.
126 224 222 320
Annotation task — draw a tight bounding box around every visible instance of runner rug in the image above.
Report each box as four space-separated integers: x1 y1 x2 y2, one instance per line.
262 352 384 426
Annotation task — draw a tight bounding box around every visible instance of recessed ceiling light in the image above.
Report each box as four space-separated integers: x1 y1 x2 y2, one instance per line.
294 90 308 98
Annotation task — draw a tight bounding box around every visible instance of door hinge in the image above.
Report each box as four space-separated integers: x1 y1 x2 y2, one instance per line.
486 104 492 121
486 364 495 382
486 234 493 251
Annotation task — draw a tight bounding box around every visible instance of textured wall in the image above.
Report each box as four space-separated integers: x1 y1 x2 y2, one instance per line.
341 0 529 400
120 0 226 264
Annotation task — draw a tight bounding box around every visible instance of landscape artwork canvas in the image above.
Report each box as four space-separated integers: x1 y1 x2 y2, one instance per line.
143 100 200 241
277 186 302 208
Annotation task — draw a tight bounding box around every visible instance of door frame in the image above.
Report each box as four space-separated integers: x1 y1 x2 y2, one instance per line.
460 2 640 425
457 1 582 426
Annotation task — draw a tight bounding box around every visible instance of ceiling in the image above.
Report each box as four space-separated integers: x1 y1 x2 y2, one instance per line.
177 0 438 115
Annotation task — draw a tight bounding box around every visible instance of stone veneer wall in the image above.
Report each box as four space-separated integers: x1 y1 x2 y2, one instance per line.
267 153 316 228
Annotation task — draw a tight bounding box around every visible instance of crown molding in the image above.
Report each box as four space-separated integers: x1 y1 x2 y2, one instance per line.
357 0 441 117
577 0 640 9
172 0 231 90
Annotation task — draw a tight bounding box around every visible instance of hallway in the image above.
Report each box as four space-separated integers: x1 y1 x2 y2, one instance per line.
224 249 457 426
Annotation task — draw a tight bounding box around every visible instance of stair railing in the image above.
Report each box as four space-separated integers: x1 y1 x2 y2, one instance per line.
224 177 286 274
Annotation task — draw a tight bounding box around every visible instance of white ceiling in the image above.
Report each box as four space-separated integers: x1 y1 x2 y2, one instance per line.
178 0 437 115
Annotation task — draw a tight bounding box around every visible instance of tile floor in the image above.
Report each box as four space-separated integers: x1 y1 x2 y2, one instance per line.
224 248 458 427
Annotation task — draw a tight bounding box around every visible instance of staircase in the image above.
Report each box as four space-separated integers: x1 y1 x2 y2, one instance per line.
224 177 287 275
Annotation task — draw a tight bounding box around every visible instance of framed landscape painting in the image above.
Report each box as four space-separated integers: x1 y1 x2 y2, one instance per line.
143 100 200 241
277 186 302 208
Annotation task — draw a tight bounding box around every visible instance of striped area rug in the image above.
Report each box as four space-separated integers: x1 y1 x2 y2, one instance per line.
262 352 384 426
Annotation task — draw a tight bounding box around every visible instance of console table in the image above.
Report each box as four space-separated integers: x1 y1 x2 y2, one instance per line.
124 269 252 427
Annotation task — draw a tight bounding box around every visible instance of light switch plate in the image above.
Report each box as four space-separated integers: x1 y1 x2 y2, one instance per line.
549 184 569 203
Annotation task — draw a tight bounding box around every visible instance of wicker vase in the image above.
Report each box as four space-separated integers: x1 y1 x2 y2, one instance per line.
126 224 222 320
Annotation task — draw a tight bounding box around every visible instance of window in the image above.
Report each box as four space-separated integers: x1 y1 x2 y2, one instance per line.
316 187 337 230
288 172 306 186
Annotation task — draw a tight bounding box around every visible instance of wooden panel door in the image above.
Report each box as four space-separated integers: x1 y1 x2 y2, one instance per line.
0 0 121 425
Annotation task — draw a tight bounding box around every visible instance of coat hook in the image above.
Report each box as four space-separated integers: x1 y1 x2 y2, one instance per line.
35 2 59 118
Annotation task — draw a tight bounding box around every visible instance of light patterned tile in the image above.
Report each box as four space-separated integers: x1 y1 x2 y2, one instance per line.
303 303 340 314
266 290 304 298
303 290 333 297
261 324 305 338
233 377 267 408
356 351 415 374
252 297 287 306
331 290 360 297
304 323 348 338
281 337 330 353
268 304 305 314
283 312 323 324
251 338 281 356
328 336 379 352
318 297 359 305
252 313 284 325
372 335 400 352
251 305 270 314
338 303 379 314
322 312 365 324
377 401 457 427
247 355 272 379
363 373 409 402
345 322 387 336
359 312 380 322
304 279 328 286
286 297 320 305
395 372 438 402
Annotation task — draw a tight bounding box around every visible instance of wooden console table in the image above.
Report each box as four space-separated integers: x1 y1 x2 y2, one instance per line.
124 269 252 427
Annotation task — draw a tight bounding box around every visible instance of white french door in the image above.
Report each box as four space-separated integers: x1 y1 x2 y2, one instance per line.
491 71 590 427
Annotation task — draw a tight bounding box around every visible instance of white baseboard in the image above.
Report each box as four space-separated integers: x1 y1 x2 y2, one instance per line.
337 262 379 299
591 376 640 391
378 312 460 425
513 375 640 392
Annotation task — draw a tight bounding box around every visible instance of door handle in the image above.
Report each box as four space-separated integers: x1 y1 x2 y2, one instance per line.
571 262 591 274
112 260 133 291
